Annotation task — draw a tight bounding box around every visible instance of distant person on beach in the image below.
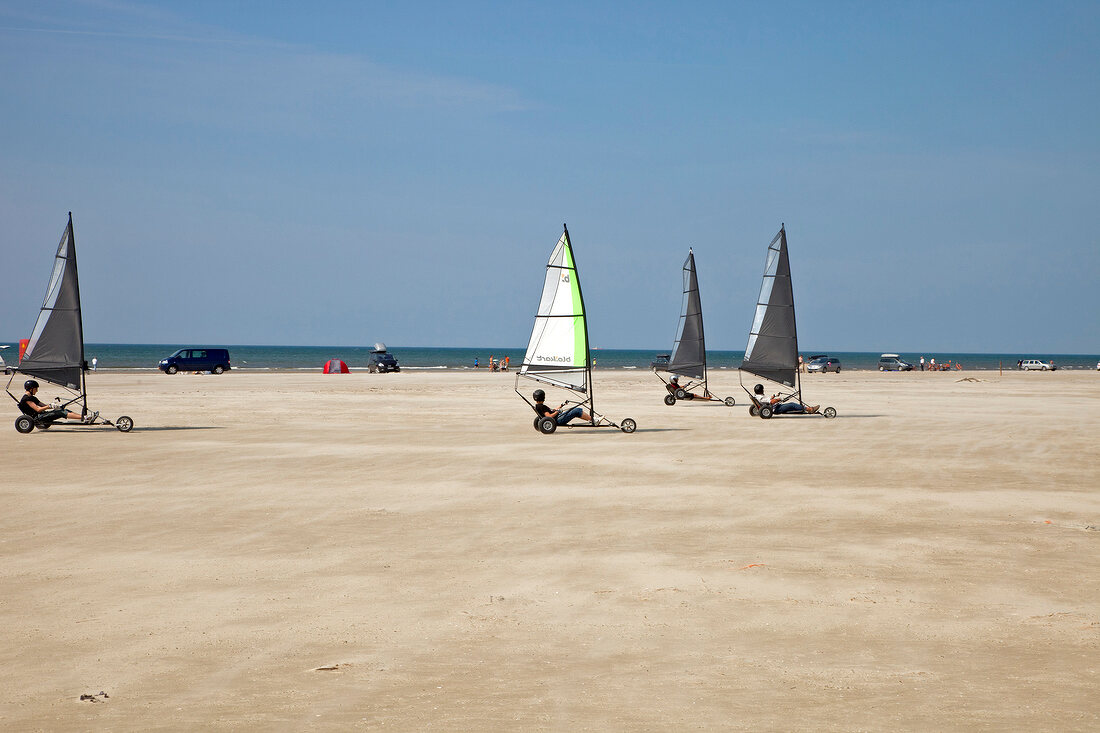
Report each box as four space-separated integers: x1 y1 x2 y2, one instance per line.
753 383 818 414
18 380 96 423
532 389 591 425
474 357 479 369
920 356 925 371
798 354 804 373
930 357 936 370
504 356 509 371
91 357 97 372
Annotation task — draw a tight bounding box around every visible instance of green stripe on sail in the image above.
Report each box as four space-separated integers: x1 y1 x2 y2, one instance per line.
563 242 586 367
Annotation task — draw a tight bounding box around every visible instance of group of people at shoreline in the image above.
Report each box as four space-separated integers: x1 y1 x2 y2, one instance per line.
474 355 510 371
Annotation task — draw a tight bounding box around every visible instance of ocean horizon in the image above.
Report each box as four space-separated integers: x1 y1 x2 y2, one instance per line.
2 343 1097 372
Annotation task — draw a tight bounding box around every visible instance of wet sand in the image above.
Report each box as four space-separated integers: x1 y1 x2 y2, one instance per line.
1 369 1098 730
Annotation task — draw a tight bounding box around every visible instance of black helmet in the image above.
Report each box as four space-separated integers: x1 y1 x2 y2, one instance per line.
24 380 39 391
753 384 764 395
532 389 545 401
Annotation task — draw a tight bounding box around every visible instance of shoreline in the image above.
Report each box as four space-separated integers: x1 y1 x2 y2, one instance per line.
71 364 1100 374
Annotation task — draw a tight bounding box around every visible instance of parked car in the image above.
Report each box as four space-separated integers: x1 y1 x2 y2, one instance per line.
807 356 841 373
878 354 913 371
1019 359 1055 371
159 348 232 374
368 344 400 373
650 353 671 370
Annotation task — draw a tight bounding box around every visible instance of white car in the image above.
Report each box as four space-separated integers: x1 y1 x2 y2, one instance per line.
1020 359 1055 371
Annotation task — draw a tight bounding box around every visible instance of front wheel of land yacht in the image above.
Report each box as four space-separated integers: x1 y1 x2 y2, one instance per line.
15 416 35 434
620 418 637 433
663 394 676 406
724 396 735 406
823 407 837 419
538 417 558 434
533 417 541 431
759 405 773 419
115 416 134 432
749 405 758 417
674 388 687 400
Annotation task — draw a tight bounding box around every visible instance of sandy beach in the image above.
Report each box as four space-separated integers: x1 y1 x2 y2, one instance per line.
1 369 1097 731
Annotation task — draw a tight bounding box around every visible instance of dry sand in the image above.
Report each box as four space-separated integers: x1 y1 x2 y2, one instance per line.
1 369 1098 731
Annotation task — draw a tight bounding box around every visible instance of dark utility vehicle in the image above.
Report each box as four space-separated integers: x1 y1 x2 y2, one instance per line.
159 348 231 374
368 344 400 373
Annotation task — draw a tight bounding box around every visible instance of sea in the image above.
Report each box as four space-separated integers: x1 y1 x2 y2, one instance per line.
4 343 1097 372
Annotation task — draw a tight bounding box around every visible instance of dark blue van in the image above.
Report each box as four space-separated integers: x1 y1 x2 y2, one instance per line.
159 348 231 374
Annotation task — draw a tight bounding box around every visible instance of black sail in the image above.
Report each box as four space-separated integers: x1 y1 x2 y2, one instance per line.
667 249 706 380
740 227 798 388
19 214 85 389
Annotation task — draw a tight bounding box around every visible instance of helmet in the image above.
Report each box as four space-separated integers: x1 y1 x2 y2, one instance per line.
753 384 764 395
24 380 39 391
532 389 545 401
670 376 679 384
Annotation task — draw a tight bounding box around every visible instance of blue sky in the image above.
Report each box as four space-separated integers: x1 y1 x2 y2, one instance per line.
1 1 1097 352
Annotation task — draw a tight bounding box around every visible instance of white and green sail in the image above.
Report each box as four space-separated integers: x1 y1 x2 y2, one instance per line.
519 226 590 393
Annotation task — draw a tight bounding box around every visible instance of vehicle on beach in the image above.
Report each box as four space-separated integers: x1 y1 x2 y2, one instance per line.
1020 359 1055 371
878 354 913 371
516 224 636 434
652 248 735 407
738 225 835 419
0 348 10 375
368 343 400 373
650 353 670 370
7 213 133 433
159 348 231 374
806 356 841 373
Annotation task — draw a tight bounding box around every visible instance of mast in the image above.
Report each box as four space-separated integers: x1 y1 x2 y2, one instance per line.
782 225 803 402
69 212 89 413
690 248 709 393
562 223 595 423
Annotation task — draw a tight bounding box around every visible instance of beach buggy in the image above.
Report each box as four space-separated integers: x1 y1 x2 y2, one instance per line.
6 213 134 433
653 248 735 407
739 226 836 420
515 224 636 434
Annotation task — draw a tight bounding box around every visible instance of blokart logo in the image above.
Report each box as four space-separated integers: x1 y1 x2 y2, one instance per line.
561 273 570 283
536 354 571 362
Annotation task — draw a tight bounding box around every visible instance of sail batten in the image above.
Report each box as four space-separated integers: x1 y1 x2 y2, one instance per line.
520 227 590 394
740 227 799 388
19 215 85 389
